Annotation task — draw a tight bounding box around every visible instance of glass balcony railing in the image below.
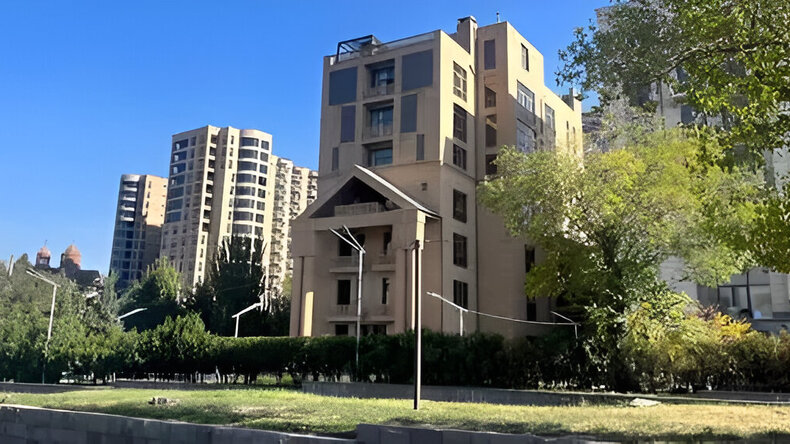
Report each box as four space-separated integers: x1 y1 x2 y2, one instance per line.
364 122 393 139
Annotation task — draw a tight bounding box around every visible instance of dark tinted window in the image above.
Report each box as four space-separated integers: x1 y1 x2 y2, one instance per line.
400 94 418 133
453 280 469 309
341 105 356 142
402 50 433 91
328 67 358 105
484 39 495 69
337 280 351 305
453 190 467 223
453 233 467 267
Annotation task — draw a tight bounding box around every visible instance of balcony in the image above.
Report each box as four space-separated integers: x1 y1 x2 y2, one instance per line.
364 83 394 98
334 202 384 217
363 122 393 139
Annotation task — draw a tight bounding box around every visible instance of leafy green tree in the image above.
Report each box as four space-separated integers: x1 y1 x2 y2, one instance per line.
558 0 790 155
188 236 287 336
119 258 184 331
478 129 763 389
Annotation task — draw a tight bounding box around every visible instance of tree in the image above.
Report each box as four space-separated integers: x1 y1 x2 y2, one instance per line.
478 128 763 389
119 258 184 331
558 0 790 156
187 236 286 336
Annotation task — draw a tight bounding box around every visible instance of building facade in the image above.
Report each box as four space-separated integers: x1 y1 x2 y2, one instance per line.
289 17 582 338
160 125 317 289
109 174 168 287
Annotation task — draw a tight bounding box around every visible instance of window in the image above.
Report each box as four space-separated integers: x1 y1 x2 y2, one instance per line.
452 144 467 170
485 87 496 108
239 149 257 159
416 134 425 161
368 105 393 137
402 50 433 91
237 173 256 184
453 190 467 222
486 154 496 175
453 105 467 142
331 147 339 171
483 39 496 69
381 278 390 304
335 324 349 336
362 324 387 336
526 300 537 321
328 67 358 105
383 231 392 255
369 61 394 94
368 145 393 166
545 105 555 130
485 115 497 147
236 186 255 196
400 94 417 133
453 280 469 309
525 246 535 273
341 105 356 142
241 137 259 147
338 237 352 256
238 161 257 171
453 63 467 100
453 233 467 267
517 121 536 153
517 83 535 113
337 280 351 305
234 211 254 221
521 44 529 71
173 139 189 151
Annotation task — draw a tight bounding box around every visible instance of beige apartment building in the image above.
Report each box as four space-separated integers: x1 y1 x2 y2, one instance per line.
289 17 582 338
268 158 319 292
161 125 317 290
109 174 168 288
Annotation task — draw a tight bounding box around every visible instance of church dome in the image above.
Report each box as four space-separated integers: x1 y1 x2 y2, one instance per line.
62 244 82 267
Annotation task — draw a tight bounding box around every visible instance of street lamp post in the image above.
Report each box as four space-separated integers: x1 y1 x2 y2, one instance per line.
411 240 422 410
118 307 148 321
329 226 365 372
26 268 58 384
232 302 263 338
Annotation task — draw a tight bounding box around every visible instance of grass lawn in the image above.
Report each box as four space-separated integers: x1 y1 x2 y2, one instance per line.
2 387 790 440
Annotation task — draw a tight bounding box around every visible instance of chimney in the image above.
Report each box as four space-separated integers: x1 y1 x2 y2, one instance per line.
455 16 478 53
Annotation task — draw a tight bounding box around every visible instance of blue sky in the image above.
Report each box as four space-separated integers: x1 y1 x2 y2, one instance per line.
0 0 607 273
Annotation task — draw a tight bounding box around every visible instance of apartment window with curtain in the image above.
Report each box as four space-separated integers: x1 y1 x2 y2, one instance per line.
545 104 555 130
453 62 467 100
453 280 469 309
368 105 393 137
521 44 529 71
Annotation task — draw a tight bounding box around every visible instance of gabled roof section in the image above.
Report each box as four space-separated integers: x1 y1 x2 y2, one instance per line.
301 165 438 220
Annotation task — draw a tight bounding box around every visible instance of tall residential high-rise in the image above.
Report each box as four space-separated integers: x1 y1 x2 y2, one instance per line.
268 158 318 291
289 17 583 338
109 174 168 288
160 125 317 289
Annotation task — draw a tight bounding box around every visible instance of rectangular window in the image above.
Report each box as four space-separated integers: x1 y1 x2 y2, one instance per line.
485 87 496 108
241 137 259 147
238 161 257 172
173 139 189 151
517 83 535 113
416 134 425 161
545 105 555 130
525 246 535 273
368 105 393 137
453 104 467 142
328 67 358 105
453 233 467 268
335 324 349 336
483 39 496 70
485 154 497 175
369 61 395 95
337 280 351 305
400 94 418 133
338 237 352 256
453 62 467 101
383 231 392 255
485 115 497 147
453 280 469 309
452 144 467 170
239 149 257 159
517 120 536 153
368 145 393 166
381 278 390 304
341 105 356 142
521 45 529 71
331 147 339 171
453 190 467 223
402 50 433 91
526 300 537 321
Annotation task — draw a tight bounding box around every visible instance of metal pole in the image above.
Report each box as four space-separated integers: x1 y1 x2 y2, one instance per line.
43 283 57 384
413 239 421 410
460 310 463 336
355 248 364 372
235 316 240 338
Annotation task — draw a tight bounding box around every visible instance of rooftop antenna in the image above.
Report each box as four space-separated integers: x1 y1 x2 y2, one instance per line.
496 12 500 23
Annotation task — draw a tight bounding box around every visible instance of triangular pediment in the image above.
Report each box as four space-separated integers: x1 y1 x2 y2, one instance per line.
299 165 437 220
